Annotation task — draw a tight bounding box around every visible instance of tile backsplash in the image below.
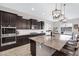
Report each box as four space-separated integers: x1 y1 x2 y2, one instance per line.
16 29 44 35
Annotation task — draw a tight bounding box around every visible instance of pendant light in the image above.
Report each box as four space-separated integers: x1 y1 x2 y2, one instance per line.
52 3 62 20
52 3 67 22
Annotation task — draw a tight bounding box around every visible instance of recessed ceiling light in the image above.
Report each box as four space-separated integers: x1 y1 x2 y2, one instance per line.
32 8 35 11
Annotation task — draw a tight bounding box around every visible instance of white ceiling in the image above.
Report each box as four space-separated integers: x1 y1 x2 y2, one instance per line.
0 3 79 21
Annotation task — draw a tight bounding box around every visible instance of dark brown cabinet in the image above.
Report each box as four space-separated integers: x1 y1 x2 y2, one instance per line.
30 19 37 25
1 12 9 27
21 19 27 29
26 20 31 29
10 14 17 27
0 11 17 27
16 16 23 29
16 16 26 29
16 16 31 29
16 36 29 46
30 19 37 29
30 40 36 56
0 10 44 29
40 21 44 29
37 22 41 29
16 17 44 29
29 19 44 29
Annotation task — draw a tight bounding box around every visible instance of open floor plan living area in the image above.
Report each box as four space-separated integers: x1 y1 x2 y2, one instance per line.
0 3 79 56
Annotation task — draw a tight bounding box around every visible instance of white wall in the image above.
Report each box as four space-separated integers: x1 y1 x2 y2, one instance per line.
67 18 79 34
67 18 79 25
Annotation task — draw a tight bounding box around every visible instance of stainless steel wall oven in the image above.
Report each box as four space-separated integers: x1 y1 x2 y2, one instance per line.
1 26 16 46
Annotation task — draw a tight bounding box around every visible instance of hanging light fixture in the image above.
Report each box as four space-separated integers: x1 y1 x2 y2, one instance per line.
52 3 66 22
52 4 62 20
60 4 67 22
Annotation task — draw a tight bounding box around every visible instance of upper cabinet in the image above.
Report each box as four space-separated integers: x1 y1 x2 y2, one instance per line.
40 21 44 29
16 16 24 29
16 16 31 29
0 11 17 27
21 19 28 29
30 19 38 29
29 19 44 29
0 10 44 29
16 17 25 29
26 20 31 29
37 22 41 29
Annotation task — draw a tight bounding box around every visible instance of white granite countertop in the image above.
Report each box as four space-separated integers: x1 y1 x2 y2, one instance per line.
30 35 72 51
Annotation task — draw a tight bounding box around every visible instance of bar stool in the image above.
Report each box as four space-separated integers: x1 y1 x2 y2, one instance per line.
60 36 78 56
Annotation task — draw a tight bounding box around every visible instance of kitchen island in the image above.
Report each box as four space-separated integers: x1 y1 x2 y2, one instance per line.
30 35 72 56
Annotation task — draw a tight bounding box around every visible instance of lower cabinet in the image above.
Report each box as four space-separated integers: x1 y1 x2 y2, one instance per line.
30 40 36 56
16 35 29 46
30 40 56 56
0 35 29 51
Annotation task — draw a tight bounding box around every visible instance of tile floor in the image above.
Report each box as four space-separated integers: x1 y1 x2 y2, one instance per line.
0 44 31 56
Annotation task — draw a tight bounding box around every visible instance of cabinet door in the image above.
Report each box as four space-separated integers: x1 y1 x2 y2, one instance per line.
16 16 23 29
0 12 1 47
16 16 27 29
9 14 17 27
26 20 30 29
0 11 1 25
1 11 16 27
0 27 1 47
30 19 37 25
16 36 23 45
22 19 27 29
23 36 29 44
30 19 38 29
16 36 29 46
41 21 44 29
37 22 41 29
1 12 10 27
